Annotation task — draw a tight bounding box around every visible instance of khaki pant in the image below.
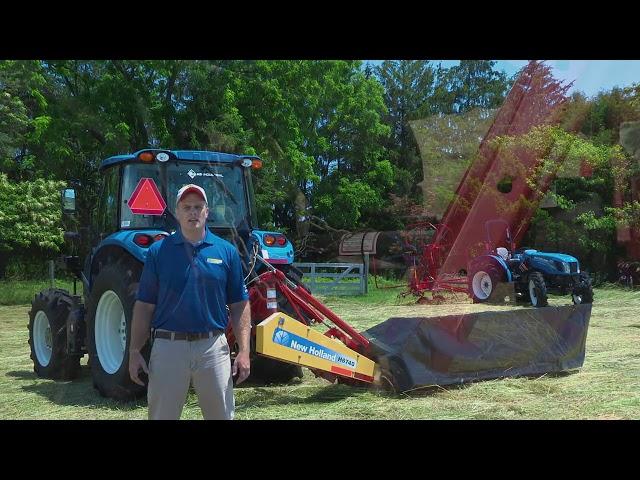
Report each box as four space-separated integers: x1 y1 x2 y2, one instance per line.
147 332 234 420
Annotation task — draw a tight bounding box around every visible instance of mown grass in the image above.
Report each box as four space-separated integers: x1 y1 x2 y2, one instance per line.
0 279 83 306
0 282 639 419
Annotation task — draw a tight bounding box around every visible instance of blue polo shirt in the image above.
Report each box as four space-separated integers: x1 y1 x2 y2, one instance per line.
137 229 249 333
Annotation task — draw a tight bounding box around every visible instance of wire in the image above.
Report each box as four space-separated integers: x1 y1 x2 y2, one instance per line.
244 240 260 283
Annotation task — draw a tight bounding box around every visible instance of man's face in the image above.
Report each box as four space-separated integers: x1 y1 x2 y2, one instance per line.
176 192 209 233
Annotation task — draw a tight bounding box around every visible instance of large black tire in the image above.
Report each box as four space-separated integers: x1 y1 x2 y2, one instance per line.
572 272 594 305
468 265 502 303
527 271 548 307
86 261 149 401
28 289 81 380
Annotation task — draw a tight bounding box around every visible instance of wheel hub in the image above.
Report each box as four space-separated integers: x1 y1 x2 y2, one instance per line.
472 271 492 300
33 310 52 367
95 290 126 374
529 280 538 304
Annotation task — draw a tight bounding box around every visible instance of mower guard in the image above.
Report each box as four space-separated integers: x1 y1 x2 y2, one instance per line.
365 303 592 392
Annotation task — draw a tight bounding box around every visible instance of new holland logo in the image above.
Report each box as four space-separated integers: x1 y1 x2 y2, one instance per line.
188 169 196 179
272 327 357 369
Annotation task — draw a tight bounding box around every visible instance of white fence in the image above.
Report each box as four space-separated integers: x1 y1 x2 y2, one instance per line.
293 259 369 296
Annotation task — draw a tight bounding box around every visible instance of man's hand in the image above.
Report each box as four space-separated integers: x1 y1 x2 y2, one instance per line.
129 350 149 386
232 350 250 385
229 300 251 385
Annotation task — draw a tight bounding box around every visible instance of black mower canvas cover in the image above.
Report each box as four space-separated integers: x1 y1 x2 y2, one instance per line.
365 304 592 392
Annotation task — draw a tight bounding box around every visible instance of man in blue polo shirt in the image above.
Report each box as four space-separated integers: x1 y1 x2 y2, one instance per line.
129 183 251 420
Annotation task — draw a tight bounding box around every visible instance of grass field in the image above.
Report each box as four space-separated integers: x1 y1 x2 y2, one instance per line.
1 281 639 419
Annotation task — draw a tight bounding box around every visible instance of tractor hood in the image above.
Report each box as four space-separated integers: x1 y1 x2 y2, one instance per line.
527 251 578 263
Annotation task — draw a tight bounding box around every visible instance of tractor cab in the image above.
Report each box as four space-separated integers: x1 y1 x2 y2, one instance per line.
82 149 295 283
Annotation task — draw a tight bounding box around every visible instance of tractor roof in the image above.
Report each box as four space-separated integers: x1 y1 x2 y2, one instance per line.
100 149 261 170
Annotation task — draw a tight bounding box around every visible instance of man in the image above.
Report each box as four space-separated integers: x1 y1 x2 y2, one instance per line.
129 183 251 420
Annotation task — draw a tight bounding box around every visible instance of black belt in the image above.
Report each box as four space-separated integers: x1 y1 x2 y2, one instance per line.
153 330 221 341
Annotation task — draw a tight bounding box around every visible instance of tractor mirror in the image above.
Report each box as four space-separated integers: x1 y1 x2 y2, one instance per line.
62 188 77 213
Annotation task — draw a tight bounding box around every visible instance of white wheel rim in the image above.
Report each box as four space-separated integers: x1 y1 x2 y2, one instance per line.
33 310 52 367
95 290 126 374
529 279 538 306
472 271 493 300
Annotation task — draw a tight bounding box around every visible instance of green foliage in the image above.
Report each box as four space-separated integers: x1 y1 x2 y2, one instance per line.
375 61 436 177
315 177 384 230
1 59 638 276
0 174 65 256
609 201 640 228
432 60 511 114
575 210 617 252
375 60 512 218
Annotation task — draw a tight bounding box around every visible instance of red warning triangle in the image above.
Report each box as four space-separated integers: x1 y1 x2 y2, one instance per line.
127 178 167 215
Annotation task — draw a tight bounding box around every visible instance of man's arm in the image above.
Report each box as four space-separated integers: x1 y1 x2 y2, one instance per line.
129 300 156 386
229 300 251 384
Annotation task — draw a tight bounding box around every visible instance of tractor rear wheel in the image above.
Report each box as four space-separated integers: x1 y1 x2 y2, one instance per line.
28 289 81 380
86 261 148 401
469 266 501 303
528 271 548 307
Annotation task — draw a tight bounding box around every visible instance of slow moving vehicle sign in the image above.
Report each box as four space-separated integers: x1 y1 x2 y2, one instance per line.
128 178 167 215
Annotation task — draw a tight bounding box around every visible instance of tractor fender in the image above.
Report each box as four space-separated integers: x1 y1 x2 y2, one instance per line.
251 230 295 265
88 230 160 290
468 254 512 282
95 230 167 264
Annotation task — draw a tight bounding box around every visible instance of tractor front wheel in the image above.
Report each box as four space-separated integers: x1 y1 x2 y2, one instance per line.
28 289 81 380
528 272 548 307
572 272 594 305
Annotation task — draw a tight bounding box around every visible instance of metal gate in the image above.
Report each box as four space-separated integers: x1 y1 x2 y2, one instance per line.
293 262 367 296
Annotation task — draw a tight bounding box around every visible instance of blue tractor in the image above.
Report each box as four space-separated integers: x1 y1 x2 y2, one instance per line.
27 149 304 400
467 220 594 307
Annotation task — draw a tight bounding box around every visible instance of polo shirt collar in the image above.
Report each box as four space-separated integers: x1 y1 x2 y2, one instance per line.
171 228 215 245
202 229 215 245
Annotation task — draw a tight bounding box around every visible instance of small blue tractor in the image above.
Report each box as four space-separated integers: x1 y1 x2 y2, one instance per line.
467 220 594 307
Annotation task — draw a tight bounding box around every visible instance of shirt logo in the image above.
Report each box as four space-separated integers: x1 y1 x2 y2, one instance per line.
207 258 223 264
188 169 196 179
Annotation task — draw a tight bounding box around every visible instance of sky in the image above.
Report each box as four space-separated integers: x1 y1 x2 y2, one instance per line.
442 60 640 98
367 60 640 98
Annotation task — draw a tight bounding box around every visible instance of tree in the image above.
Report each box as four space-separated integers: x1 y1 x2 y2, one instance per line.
0 60 50 181
0 174 65 278
432 60 511 115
